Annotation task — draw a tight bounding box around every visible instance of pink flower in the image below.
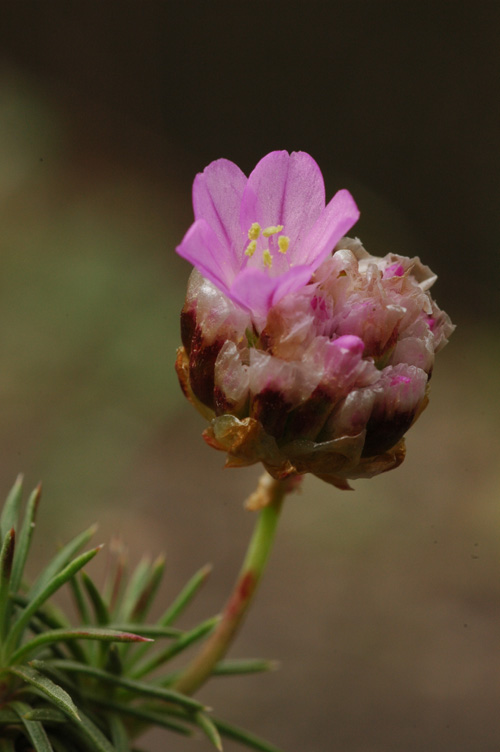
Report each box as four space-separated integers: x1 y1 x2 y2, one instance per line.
176 151 359 323
175 156 454 490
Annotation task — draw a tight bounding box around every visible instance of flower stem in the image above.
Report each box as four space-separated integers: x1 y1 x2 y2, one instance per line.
173 472 296 696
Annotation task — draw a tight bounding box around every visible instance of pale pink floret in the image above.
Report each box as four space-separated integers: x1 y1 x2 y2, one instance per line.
176 151 360 322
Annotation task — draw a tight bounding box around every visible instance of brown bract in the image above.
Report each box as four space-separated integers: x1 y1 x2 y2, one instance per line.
177 344 410 491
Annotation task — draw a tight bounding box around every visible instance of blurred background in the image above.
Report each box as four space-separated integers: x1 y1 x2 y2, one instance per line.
0 2 499 750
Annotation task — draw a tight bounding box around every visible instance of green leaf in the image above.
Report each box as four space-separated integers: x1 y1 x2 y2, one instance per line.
69 573 91 624
159 563 212 627
89 697 194 737
22 708 67 723
0 528 15 639
9 592 87 663
214 718 283 752
130 555 165 623
10 701 53 752
132 615 219 680
71 709 116 752
0 475 23 540
10 484 41 593
0 708 19 724
6 545 102 658
9 665 80 722
29 524 98 600
11 626 152 665
108 714 130 752
196 711 223 751
33 659 205 712
213 658 278 676
107 623 181 639
117 556 151 623
81 570 110 625
125 563 212 672
104 643 123 675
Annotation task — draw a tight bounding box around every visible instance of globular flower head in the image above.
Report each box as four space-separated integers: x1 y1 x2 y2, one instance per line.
176 152 454 489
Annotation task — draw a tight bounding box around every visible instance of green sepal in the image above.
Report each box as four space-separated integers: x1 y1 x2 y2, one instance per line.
9 664 80 722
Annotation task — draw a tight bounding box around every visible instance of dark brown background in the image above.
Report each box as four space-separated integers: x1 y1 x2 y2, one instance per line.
0 3 498 751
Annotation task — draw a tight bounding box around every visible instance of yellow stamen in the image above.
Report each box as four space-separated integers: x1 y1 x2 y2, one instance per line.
278 235 290 253
262 224 284 237
245 240 257 257
262 249 273 268
248 222 261 240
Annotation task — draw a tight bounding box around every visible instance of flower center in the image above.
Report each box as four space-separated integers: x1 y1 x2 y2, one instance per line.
244 222 290 269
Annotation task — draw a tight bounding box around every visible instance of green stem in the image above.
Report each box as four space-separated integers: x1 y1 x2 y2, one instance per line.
173 472 296 696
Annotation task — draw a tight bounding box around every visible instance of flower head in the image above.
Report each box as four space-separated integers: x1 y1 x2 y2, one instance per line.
176 153 454 489
176 151 360 323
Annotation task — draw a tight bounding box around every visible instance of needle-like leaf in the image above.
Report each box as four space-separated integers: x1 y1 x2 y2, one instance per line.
6 546 102 657
11 626 152 665
10 701 53 752
10 484 41 593
214 717 283 752
0 528 15 640
29 525 98 600
32 659 205 712
9 665 80 722
0 475 23 541
196 711 223 751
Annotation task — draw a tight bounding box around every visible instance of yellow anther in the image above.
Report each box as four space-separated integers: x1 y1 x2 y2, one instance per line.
262 224 284 237
248 222 261 240
262 249 273 268
245 240 257 257
278 235 290 253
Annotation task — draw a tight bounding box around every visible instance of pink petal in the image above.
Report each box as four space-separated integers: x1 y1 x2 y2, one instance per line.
176 219 233 295
193 158 248 252
240 151 325 246
230 265 313 320
299 189 360 267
